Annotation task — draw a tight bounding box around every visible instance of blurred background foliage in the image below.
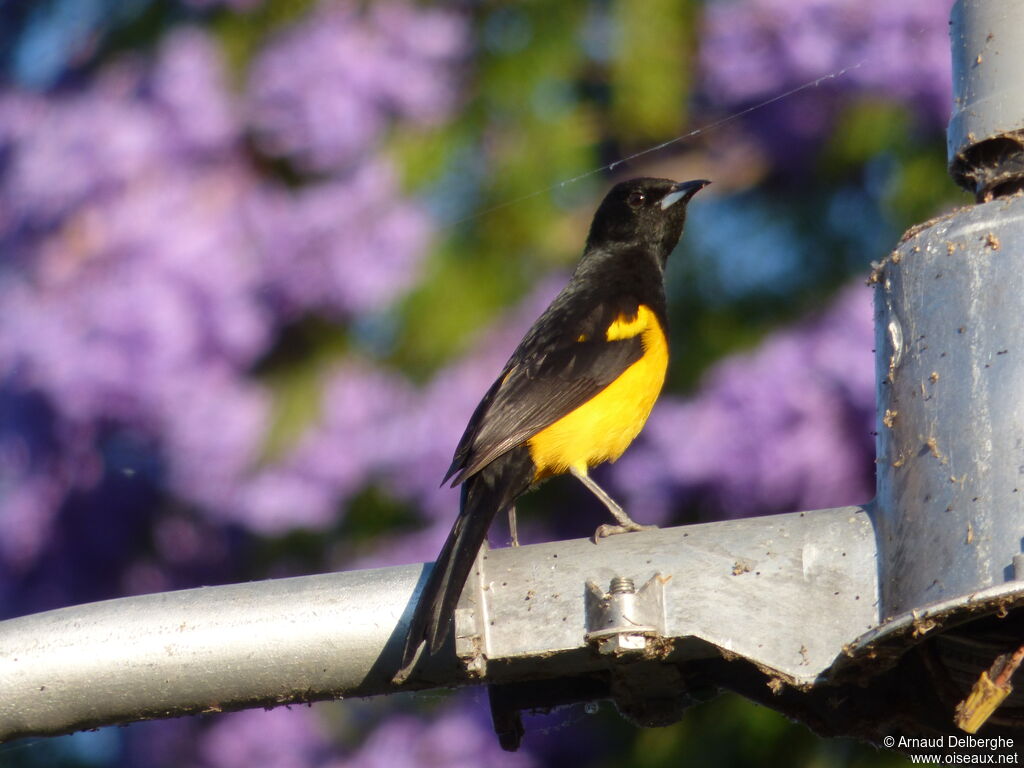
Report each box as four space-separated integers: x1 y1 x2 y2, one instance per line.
0 0 968 765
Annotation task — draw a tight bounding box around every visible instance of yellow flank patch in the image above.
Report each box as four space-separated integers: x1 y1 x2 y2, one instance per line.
605 310 645 341
528 304 668 480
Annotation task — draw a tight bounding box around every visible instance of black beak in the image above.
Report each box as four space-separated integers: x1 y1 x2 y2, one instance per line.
660 179 711 210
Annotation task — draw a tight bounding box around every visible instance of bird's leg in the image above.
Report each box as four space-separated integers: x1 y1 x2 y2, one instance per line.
569 466 657 540
507 504 519 547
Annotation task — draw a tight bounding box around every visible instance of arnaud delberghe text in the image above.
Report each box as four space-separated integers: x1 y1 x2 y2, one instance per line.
897 735 1014 751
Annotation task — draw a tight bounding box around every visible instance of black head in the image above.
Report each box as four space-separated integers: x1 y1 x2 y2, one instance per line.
586 177 710 265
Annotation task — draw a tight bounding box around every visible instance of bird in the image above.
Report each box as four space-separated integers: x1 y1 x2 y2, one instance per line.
393 177 710 683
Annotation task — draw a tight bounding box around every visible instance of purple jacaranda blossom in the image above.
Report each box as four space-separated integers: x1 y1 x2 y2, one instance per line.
612 283 876 521
303 362 415 487
353 521 451 570
152 511 233 567
117 509 239 598
361 3 468 123
183 697 537 768
0 7 452 546
0 164 271 425
194 708 334 768
1 27 226 234
159 281 570 549
0 71 164 231
247 162 432 319
0 31 242 239
698 0 951 168
246 0 465 173
1 30 233 230
228 468 341 536
173 275 562 546
336 707 536 768
150 27 239 157
158 371 271 514
0 390 79 572
0 35 272 564
227 362 413 535
700 0 951 123
0 472 62 569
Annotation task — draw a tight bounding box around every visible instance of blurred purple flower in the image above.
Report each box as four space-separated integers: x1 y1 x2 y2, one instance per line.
1 31 236 232
0 73 162 231
353 521 451 570
150 28 239 156
0 390 76 571
0 31 274 548
1 2 454 546
178 699 539 768
0 163 272 430
701 0 950 119
195 708 333 768
159 371 271 514
246 0 465 173
229 362 412 535
612 283 876 521
337 707 536 768
306 362 415 484
247 161 432 319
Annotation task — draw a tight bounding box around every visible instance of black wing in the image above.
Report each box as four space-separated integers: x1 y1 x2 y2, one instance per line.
444 292 646 486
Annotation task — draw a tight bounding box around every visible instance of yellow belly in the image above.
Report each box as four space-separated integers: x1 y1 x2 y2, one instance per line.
527 305 668 480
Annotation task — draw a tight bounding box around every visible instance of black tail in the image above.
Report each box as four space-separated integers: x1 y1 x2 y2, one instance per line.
394 447 533 682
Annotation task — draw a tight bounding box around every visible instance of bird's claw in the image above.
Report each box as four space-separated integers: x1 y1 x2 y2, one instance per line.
593 522 658 542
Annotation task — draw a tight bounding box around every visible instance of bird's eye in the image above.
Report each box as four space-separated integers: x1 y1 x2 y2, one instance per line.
626 190 645 208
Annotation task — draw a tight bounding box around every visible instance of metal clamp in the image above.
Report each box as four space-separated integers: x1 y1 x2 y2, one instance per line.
584 574 667 655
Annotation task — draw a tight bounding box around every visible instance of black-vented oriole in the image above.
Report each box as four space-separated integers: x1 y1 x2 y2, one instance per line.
394 177 710 682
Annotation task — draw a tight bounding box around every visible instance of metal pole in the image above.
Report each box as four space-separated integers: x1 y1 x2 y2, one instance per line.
872 0 1024 621
872 194 1024 617
0 565 423 741
948 0 1024 200
852 0 1024 734
1 506 876 742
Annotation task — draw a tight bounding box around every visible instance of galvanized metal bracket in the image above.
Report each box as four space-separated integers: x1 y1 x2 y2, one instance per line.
583 574 666 655
452 505 877 688
454 542 491 678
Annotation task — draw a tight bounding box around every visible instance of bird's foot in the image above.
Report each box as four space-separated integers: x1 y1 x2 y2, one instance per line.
593 521 658 542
